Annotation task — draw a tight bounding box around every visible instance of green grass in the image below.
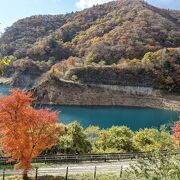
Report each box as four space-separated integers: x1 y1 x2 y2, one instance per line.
0 163 130 180
0 172 131 180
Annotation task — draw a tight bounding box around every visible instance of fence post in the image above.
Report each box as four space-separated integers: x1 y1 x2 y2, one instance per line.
35 167 38 180
65 166 69 180
76 155 79 163
120 165 123 178
3 168 5 180
94 166 96 179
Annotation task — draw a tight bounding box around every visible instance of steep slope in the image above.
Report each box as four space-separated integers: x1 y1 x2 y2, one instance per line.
70 0 180 63
43 48 180 92
0 2 115 59
32 48 180 110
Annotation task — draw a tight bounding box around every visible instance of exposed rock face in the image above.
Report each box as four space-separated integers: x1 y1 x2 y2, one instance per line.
33 76 180 111
32 47 180 110
10 59 49 87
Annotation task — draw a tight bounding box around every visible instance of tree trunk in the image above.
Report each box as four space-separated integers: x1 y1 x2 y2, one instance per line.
23 170 28 180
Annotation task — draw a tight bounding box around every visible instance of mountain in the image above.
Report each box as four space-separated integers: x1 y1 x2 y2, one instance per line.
0 0 180 95
1 0 180 61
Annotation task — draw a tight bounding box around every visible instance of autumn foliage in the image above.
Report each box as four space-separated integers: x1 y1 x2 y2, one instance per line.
0 90 61 174
172 117 180 147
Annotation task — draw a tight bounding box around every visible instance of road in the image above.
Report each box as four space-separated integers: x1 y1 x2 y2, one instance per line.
0 160 133 177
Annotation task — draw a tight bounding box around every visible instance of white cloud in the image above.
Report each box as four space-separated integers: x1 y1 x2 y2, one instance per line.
76 0 180 11
76 0 112 10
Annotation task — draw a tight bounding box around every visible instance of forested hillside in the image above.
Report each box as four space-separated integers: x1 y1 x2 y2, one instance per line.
0 0 179 91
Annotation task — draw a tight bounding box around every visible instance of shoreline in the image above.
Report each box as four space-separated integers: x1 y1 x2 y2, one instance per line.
34 101 180 112
33 79 180 112
0 80 179 112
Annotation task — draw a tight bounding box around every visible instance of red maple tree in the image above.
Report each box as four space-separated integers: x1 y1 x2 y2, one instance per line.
172 116 180 147
0 89 61 178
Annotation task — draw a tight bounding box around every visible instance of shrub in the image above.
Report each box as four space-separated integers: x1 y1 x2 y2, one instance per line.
132 128 174 152
55 122 92 154
126 151 180 179
71 75 78 81
95 126 134 153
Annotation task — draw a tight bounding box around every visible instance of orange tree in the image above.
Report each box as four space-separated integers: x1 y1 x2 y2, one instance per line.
0 89 62 179
173 116 180 147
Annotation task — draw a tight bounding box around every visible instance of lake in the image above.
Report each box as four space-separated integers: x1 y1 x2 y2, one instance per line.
0 84 179 130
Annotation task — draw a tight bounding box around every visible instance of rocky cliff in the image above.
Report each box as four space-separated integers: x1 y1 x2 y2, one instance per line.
32 47 180 110
32 75 180 111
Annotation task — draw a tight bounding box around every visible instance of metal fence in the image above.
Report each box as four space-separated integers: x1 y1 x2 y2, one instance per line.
0 164 125 180
0 152 147 179
0 152 151 165
0 151 179 179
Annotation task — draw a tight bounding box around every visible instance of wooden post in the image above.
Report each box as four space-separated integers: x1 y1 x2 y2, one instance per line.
76 155 78 163
35 167 38 180
3 168 5 180
120 165 123 178
65 166 69 180
118 154 120 161
104 155 107 162
94 166 96 179
23 170 28 180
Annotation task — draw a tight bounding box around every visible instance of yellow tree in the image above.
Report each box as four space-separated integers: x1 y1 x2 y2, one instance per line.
0 56 14 74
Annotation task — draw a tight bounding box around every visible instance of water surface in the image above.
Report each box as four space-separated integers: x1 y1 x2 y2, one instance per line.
45 105 178 130
0 84 179 130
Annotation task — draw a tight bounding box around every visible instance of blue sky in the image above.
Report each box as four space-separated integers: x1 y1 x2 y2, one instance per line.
0 0 180 32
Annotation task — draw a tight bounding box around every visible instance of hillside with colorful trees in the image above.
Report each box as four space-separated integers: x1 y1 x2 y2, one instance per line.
0 0 179 92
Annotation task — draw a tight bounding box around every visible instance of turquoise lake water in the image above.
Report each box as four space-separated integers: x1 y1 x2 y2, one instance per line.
0 84 179 130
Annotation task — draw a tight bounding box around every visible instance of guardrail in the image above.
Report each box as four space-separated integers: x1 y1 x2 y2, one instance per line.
0 151 170 165
0 151 179 179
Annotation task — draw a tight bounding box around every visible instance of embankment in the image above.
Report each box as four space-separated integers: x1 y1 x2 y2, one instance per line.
32 76 180 111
